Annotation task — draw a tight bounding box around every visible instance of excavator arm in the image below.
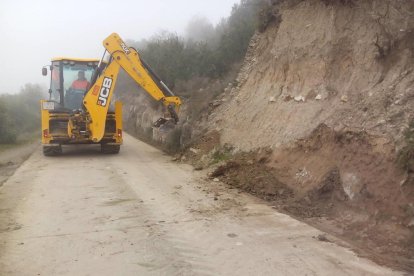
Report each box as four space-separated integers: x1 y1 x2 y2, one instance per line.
83 33 181 142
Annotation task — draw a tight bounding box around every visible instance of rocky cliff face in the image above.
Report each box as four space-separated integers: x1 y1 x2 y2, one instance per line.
118 0 414 268
189 0 414 269
115 72 193 152
209 0 414 151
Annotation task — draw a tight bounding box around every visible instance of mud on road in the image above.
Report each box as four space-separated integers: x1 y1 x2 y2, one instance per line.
0 134 403 275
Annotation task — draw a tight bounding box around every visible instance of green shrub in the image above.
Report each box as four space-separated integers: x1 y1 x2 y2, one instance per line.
0 83 45 144
130 0 266 90
211 149 232 164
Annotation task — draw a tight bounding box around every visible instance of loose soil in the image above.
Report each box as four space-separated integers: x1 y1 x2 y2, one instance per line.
183 127 414 272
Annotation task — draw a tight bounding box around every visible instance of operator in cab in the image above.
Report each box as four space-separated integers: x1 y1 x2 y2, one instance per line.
66 70 90 110
71 70 90 91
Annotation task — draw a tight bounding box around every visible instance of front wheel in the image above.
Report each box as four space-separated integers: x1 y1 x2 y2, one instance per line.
101 144 120 154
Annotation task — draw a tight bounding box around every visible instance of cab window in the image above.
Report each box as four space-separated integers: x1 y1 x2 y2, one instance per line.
62 62 95 110
50 62 61 103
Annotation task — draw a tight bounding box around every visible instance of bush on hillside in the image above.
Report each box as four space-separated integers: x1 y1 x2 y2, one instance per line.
0 83 45 143
132 0 267 91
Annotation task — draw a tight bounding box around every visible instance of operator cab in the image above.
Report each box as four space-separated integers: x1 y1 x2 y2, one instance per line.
43 58 100 111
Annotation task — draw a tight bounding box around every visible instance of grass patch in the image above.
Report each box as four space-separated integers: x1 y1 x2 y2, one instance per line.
0 131 38 154
210 149 232 164
0 144 17 153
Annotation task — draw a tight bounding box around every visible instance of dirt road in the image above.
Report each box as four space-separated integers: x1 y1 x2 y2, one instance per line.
0 134 402 275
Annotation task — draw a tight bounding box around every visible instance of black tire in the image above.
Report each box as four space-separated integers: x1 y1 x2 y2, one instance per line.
43 145 62 156
101 144 120 154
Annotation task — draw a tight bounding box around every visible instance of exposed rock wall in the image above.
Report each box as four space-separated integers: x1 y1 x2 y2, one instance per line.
116 2 414 266
209 0 414 151
194 1 414 266
115 72 194 152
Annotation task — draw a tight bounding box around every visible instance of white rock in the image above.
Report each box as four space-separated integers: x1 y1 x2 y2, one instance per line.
294 96 305 102
295 168 310 178
213 178 220 182
189 148 199 154
376 119 386 125
341 95 348 102
341 172 361 200
315 94 322 100
210 100 222 107
269 96 276 103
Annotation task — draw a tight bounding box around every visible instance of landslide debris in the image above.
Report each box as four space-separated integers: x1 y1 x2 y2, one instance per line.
182 124 414 271
122 0 414 271
190 0 414 270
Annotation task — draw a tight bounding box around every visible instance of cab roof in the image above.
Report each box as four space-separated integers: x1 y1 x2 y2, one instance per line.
51 57 100 62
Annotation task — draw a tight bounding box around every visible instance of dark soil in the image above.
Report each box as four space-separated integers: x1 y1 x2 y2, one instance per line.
212 159 294 202
208 125 414 272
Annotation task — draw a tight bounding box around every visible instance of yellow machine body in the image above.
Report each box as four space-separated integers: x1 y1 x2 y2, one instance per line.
40 33 181 155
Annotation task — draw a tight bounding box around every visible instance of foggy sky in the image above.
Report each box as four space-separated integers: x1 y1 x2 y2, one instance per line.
0 0 239 93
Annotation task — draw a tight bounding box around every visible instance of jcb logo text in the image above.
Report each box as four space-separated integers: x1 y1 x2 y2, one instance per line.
121 42 130 54
97 77 112 107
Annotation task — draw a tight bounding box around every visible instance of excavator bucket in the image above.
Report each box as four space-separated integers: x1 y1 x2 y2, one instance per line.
153 104 179 128
153 118 168 128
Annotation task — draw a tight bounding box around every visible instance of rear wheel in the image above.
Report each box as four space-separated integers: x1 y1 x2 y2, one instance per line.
101 144 120 154
43 145 62 156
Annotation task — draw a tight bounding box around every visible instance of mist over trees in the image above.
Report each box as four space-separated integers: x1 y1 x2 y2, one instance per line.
185 16 216 45
0 0 269 144
0 84 45 143
131 0 268 91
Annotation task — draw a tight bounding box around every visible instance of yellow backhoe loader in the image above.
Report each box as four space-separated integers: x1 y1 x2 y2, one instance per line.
40 33 181 156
